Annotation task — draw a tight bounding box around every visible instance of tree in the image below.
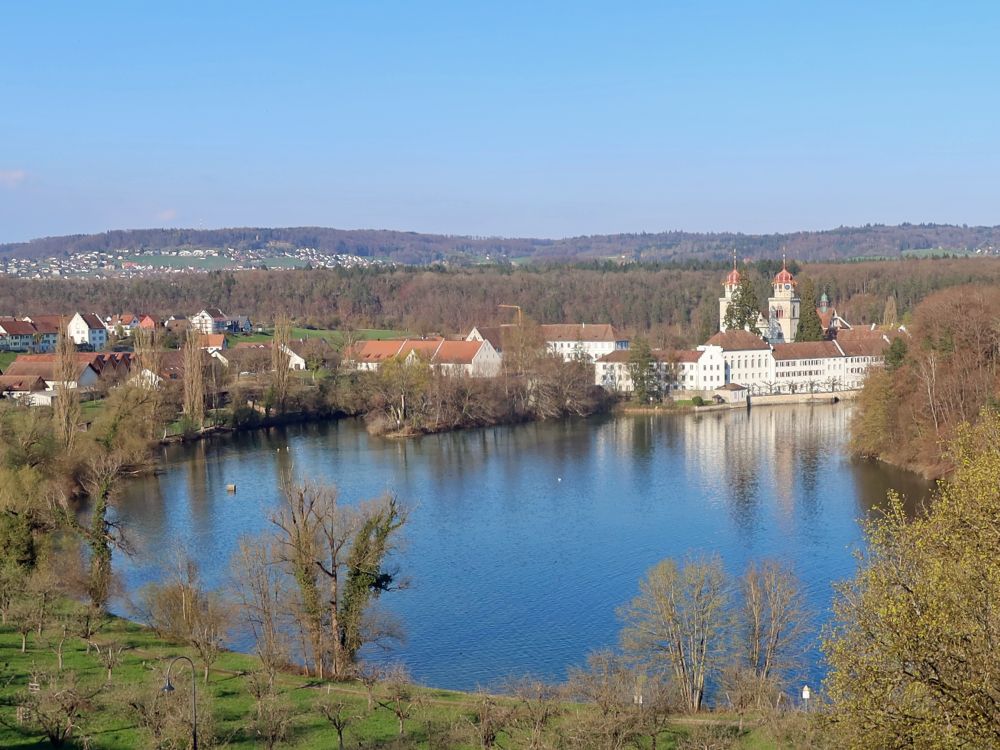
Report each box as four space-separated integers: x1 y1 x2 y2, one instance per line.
722 273 762 336
245 670 296 749
52 326 80 450
138 554 234 682
884 336 907 371
627 338 661 403
231 539 289 682
6 668 103 747
619 557 730 713
726 561 806 715
795 277 824 342
882 295 898 327
377 664 419 736
316 695 359 750
182 331 205 430
269 482 407 680
564 650 643 750
826 410 1000 748
270 314 292 413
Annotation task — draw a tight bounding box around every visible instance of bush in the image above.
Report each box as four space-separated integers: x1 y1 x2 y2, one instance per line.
691 396 705 407
229 406 261 430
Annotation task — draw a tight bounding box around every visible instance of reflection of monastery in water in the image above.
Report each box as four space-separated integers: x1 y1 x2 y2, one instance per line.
597 259 902 398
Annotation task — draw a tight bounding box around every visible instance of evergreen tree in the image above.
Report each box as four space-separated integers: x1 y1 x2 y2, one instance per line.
795 277 825 342
627 338 660 403
722 274 762 335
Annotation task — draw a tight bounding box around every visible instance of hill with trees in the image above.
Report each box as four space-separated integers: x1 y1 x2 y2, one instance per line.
3 223 1000 264
1 257 998 349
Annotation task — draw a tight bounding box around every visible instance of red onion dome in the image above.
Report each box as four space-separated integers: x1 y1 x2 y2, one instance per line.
725 268 741 285
773 267 795 285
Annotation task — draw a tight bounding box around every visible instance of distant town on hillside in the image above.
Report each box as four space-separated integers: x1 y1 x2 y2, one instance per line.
1 223 999 278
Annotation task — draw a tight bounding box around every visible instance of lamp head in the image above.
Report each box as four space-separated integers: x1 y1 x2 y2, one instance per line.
162 678 175 693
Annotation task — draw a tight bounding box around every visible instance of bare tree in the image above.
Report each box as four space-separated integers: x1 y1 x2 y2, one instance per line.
89 640 129 681
619 557 731 713
231 539 289 684
11 668 103 747
731 560 806 711
245 670 296 749
355 661 385 711
316 693 360 750
564 650 641 750
138 554 234 682
506 677 562 749
377 664 419 736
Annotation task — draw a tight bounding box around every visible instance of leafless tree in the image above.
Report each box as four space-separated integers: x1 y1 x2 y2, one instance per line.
10 668 103 747
271 314 292 413
564 650 642 750
138 553 234 682
505 677 562 749
245 670 296 749
377 664 420 736
231 539 289 684
619 557 731 713
315 693 361 750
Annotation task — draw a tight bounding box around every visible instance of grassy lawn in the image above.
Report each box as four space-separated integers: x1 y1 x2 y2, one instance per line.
0 351 17 370
0 616 481 749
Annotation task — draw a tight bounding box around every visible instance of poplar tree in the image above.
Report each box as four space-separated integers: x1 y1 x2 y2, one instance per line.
182 332 204 430
270 315 291 413
626 338 660 403
53 325 81 450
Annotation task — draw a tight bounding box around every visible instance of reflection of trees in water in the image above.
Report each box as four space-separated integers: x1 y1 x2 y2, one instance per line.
850 459 930 518
186 438 213 526
721 410 761 535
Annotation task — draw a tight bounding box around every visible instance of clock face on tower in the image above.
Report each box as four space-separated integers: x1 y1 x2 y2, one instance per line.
784 284 791 290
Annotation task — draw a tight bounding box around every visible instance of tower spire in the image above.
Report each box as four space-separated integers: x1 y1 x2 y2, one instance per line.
732 248 737 271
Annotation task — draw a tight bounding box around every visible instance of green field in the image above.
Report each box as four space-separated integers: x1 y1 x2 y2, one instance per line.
0 351 17 371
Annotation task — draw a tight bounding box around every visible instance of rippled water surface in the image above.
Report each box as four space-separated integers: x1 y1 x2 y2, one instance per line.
117 404 928 690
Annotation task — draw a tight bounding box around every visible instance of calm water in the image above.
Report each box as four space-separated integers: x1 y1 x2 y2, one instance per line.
115 404 928 691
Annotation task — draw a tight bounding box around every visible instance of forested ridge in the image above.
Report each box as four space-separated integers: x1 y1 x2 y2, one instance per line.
2 257 997 346
3 222 1000 264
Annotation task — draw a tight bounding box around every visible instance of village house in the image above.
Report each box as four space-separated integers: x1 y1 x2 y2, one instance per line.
106 313 141 337
0 374 48 404
67 312 109 349
0 319 41 351
198 333 228 353
349 338 502 377
190 308 230 335
465 323 628 363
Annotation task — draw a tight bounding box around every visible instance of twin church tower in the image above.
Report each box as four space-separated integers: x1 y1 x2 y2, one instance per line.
719 255 801 343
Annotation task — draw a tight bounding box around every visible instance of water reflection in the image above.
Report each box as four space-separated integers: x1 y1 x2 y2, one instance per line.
114 404 930 691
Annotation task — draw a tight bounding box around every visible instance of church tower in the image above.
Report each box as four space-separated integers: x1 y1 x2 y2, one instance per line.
767 255 800 343
719 251 741 332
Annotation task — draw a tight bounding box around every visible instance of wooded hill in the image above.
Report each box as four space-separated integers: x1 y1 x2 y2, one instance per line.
2 257 997 347
3 223 999 264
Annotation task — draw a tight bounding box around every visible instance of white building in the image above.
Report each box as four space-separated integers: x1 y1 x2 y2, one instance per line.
349 338 502 377
68 313 108 349
190 308 230 335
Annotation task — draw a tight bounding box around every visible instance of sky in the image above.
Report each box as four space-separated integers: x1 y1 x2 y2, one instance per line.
2 1 999 243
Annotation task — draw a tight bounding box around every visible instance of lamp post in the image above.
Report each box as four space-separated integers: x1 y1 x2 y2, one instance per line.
162 655 198 749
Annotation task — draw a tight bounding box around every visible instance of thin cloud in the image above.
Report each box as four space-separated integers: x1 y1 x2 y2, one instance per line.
156 208 178 222
0 169 26 188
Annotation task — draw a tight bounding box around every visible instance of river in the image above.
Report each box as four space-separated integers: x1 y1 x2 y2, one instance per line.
115 404 929 692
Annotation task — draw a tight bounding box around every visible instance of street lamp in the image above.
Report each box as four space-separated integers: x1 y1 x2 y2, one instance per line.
162 655 198 749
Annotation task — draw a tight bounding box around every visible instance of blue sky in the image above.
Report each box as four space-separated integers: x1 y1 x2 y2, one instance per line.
2 2 998 242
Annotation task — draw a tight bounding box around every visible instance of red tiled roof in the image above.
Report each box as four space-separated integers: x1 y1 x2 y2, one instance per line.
350 340 406 363
838 337 889 357
4 360 99 382
0 375 46 392
772 341 842 361
199 334 226 349
540 324 622 342
705 330 770 351
81 313 105 330
431 340 483 365
0 319 38 336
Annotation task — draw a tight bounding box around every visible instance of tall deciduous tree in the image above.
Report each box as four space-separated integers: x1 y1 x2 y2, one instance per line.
618 557 730 713
182 332 204 430
52 325 80 450
795 278 824 342
270 315 292 413
827 410 1000 748
722 274 762 336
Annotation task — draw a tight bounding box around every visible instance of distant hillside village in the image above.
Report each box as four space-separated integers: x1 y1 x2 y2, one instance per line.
0 262 896 408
